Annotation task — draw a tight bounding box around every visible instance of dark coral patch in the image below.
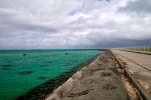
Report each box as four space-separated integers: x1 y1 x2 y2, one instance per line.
18 71 34 76
15 58 22 61
5 59 12 62
1 65 14 70
23 54 27 56
65 53 68 55
42 61 53 64
38 76 46 80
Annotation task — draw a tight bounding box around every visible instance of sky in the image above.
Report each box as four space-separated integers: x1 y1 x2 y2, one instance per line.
0 0 151 49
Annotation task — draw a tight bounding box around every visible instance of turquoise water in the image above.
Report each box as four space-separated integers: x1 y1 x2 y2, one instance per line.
0 49 102 100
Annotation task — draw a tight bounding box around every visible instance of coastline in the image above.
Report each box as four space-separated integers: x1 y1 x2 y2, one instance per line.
16 53 101 100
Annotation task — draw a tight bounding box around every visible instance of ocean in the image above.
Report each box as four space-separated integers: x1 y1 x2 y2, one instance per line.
0 49 102 100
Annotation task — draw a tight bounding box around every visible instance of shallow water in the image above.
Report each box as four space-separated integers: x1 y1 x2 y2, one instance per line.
0 49 102 100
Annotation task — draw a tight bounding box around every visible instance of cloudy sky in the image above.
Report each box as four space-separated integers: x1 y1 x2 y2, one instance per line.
0 0 151 49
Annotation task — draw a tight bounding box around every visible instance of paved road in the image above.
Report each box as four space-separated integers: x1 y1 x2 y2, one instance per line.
112 50 151 71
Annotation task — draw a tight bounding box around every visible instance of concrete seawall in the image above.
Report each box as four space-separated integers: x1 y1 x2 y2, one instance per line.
46 49 151 100
45 71 82 100
45 50 129 100
45 58 98 100
45 58 100 100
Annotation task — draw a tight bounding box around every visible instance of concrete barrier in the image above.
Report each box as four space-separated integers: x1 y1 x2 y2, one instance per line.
53 86 63 98
61 78 74 96
71 71 82 80
45 70 83 100
45 93 61 100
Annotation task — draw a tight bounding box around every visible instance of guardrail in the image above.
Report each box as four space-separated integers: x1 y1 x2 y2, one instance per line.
114 45 151 52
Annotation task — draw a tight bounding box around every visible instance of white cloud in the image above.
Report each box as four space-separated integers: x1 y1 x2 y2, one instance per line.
0 0 151 49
